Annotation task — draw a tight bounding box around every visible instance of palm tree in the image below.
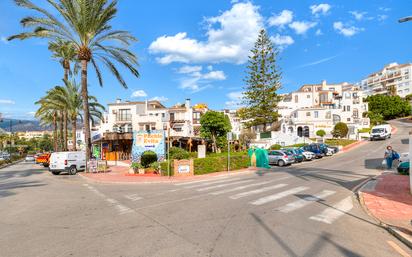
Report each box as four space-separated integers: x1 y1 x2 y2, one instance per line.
35 98 60 152
53 80 105 151
9 0 139 159
48 39 78 150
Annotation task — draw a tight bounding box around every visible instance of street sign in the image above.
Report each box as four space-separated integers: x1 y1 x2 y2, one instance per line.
227 132 233 141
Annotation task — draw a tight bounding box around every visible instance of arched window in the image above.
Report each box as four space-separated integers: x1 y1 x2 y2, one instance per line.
297 127 303 137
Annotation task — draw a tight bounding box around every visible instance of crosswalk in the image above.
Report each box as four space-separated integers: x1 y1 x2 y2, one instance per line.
173 176 354 225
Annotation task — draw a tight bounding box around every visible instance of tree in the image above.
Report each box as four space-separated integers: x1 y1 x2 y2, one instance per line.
332 122 349 138
316 129 326 138
9 0 139 160
239 29 282 132
200 111 232 153
365 95 411 120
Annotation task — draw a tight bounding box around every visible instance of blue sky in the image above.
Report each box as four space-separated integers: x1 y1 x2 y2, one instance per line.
0 0 411 120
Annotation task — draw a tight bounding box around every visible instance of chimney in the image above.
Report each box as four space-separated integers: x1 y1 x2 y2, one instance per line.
185 98 191 110
322 80 326 87
145 99 148 114
116 98 121 104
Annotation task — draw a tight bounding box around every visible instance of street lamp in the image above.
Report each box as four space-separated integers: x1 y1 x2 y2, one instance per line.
399 15 412 194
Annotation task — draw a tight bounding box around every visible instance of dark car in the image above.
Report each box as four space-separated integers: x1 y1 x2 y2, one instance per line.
303 144 324 158
281 148 304 163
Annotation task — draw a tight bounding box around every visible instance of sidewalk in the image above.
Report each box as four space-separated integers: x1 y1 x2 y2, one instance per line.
359 173 412 247
80 163 256 184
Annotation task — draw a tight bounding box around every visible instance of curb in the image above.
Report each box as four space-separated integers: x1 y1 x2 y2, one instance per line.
0 159 25 170
78 167 258 185
356 179 412 249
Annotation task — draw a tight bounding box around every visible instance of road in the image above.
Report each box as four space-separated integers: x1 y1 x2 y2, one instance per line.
0 121 411 257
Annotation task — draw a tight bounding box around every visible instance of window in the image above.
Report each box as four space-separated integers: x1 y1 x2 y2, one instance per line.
307 95 310 98
293 112 297 118
117 109 131 121
294 95 298 103
347 106 351 112
314 111 319 118
347 118 351 122
306 112 311 117
353 108 359 118
345 92 351 99
326 111 331 119
343 106 346 112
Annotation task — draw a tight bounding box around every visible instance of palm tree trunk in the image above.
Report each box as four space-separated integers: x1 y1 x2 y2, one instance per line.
64 67 69 81
59 111 64 151
72 118 77 151
53 112 58 152
64 111 68 151
81 60 91 160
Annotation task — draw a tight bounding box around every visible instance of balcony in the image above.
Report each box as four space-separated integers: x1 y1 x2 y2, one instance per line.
116 114 132 122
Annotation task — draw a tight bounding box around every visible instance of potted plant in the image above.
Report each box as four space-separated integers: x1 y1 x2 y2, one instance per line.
149 162 160 174
130 162 145 174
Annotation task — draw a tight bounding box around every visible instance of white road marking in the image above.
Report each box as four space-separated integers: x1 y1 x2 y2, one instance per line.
309 196 353 224
210 180 275 195
116 204 133 215
250 186 309 206
175 176 231 186
124 194 143 201
275 190 336 213
197 179 254 192
184 177 242 189
229 184 288 200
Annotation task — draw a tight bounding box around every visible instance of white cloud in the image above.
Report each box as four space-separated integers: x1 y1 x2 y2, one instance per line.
289 21 317 35
149 2 263 64
297 54 340 68
315 29 323 36
177 66 227 93
333 22 363 37
131 90 148 98
150 96 169 102
350 11 367 21
310 4 331 16
27 111 36 116
378 14 388 21
270 34 294 47
0 99 15 104
225 91 244 108
379 7 391 12
268 10 293 28
177 65 202 74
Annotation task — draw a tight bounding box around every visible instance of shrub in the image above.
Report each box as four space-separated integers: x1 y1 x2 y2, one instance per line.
160 161 173 176
141 151 157 168
150 161 160 171
169 147 190 160
358 127 371 133
269 144 282 150
194 154 249 175
332 122 349 138
316 130 326 137
131 162 143 169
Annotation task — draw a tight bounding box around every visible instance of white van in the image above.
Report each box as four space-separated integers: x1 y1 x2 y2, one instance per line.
370 124 392 141
49 151 86 175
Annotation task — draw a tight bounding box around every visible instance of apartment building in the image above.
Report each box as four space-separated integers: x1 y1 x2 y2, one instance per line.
221 109 243 139
359 62 412 97
279 81 370 139
16 130 53 140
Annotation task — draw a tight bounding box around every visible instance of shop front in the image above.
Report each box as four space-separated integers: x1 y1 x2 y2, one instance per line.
93 132 133 161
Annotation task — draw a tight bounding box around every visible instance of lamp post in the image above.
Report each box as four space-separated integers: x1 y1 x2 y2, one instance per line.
399 15 412 194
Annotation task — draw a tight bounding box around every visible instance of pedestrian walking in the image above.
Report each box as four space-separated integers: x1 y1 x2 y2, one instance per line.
384 145 399 169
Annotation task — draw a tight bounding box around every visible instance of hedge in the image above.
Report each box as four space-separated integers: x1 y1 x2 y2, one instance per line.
194 155 249 175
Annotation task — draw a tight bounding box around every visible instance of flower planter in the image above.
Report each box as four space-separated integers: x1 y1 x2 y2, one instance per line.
138 168 145 174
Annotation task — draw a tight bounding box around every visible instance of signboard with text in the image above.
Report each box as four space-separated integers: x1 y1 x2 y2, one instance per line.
131 130 165 163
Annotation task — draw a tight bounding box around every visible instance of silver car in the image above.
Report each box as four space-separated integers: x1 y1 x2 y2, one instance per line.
268 150 295 166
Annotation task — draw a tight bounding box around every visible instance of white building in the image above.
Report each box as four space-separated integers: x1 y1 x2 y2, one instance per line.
278 81 370 139
359 62 412 97
221 109 243 139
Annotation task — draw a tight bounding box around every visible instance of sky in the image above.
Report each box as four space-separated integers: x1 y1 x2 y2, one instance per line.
0 0 412 120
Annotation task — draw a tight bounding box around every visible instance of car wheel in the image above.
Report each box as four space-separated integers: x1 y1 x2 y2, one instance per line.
69 166 77 175
51 171 60 175
278 160 285 167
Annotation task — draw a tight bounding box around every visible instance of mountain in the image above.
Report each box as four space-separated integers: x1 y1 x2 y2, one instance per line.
0 118 51 132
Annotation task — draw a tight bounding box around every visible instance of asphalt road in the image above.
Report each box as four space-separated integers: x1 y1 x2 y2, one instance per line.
1 121 412 257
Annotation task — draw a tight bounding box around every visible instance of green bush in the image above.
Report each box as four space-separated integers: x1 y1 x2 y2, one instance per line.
358 127 371 133
194 154 249 175
269 144 282 150
332 122 349 138
169 147 190 160
141 151 157 168
160 161 173 176
316 130 326 137
325 139 357 147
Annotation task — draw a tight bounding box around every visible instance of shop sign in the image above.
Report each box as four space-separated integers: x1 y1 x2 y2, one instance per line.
132 130 165 162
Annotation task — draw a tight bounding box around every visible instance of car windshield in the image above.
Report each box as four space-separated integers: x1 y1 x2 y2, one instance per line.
372 128 384 133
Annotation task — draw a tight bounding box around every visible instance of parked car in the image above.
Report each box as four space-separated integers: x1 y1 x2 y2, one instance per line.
49 151 86 175
25 155 35 162
303 144 324 158
268 150 295 166
316 143 334 156
296 148 315 161
281 148 304 163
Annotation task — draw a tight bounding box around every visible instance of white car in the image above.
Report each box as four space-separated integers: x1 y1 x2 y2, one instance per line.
25 155 35 162
49 151 86 175
301 150 315 161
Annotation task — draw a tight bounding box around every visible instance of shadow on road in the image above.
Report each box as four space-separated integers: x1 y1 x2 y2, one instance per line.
250 212 363 257
0 180 46 198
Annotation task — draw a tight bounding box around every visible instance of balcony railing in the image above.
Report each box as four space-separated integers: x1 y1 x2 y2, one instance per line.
116 114 132 122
